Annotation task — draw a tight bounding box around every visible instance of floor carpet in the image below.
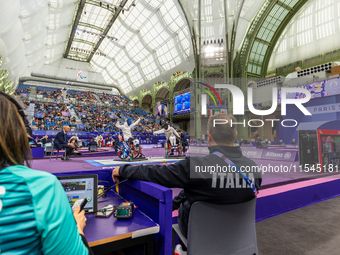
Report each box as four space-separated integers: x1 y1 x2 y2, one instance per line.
257 195 340 255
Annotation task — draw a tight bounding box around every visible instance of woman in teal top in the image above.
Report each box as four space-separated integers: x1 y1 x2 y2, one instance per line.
0 92 92 255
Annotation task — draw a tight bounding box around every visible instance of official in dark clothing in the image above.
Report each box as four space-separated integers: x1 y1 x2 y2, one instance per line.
112 114 262 239
113 135 122 154
53 126 75 160
178 131 188 154
88 138 98 151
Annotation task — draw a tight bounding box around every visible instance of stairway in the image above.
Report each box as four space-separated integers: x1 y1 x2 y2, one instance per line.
67 106 83 128
92 92 102 102
26 103 35 124
62 89 67 98
67 106 82 122
29 86 37 99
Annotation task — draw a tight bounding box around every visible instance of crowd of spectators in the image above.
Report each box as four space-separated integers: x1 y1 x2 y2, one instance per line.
98 92 130 106
66 90 97 103
14 86 31 96
32 102 76 131
75 104 164 133
36 87 63 100
15 85 177 135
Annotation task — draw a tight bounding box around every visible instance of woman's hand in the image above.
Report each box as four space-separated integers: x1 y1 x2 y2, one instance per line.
73 206 87 236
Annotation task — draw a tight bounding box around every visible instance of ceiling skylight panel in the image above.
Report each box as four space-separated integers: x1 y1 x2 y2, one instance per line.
118 75 132 90
124 86 132 93
122 2 152 30
106 62 124 78
140 16 170 49
115 50 135 72
71 41 93 51
297 15 312 33
46 34 58 46
129 66 144 85
102 70 114 84
287 0 299 8
48 13 61 29
157 39 179 69
126 36 150 63
105 45 121 59
145 0 163 9
81 5 111 29
91 62 103 73
316 6 333 24
178 30 190 56
140 55 160 80
110 19 125 37
159 1 184 33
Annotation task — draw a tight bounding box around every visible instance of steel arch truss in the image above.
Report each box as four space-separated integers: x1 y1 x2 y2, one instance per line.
235 0 308 78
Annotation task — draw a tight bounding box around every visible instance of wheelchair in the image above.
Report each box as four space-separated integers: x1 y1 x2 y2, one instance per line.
165 135 183 157
117 138 144 160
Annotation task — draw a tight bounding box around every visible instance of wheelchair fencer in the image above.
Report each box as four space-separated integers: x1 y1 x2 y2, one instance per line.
165 135 182 157
117 137 144 160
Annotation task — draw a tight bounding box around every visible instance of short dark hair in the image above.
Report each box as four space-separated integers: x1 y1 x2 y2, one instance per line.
207 114 237 145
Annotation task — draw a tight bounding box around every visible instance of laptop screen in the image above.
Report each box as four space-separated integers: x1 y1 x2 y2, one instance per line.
57 174 98 213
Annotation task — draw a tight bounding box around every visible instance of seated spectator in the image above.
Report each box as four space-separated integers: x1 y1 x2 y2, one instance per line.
41 135 51 144
37 139 43 146
0 92 93 254
69 138 82 156
54 125 75 161
83 139 89 147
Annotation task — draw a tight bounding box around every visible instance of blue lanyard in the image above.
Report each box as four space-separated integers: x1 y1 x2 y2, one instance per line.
212 151 258 196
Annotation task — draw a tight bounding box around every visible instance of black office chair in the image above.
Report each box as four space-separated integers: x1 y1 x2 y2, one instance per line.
89 144 98 152
49 140 66 161
172 199 258 255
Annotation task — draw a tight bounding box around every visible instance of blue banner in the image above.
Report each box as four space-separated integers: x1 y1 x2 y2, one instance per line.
35 113 44 118
78 124 86 129
278 77 340 103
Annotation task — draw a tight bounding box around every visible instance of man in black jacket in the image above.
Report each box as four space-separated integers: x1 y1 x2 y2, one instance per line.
178 131 188 154
53 126 75 160
88 138 98 152
111 114 262 240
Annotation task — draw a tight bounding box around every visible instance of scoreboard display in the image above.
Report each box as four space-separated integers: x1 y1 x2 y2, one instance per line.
317 129 340 172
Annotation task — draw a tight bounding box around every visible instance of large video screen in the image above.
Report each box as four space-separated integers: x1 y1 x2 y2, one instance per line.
174 92 191 113
278 77 340 103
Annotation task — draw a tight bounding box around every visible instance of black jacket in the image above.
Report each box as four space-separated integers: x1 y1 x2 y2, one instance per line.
119 145 262 235
54 131 68 150
88 141 97 146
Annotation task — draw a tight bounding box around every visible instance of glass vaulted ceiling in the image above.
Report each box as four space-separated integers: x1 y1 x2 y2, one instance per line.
65 0 193 94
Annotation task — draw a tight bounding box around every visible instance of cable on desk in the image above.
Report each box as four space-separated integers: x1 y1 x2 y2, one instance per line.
97 179 129 199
